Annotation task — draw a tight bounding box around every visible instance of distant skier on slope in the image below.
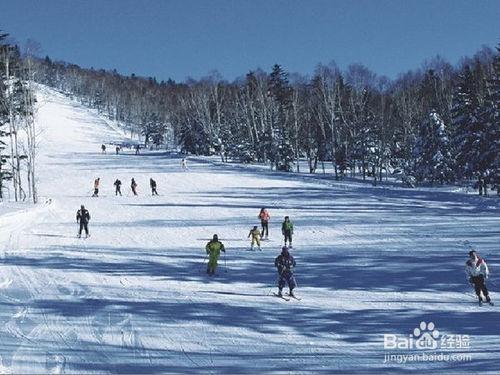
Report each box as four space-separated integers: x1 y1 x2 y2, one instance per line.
131 178 138 196
135 144 140 155
92 177 100 197
205 234 225 275
115 145 120 154
114 179 122 196
248 225 262 251
281 216 294 247
466 250 494 306
76 205 91 238
150 178 159 196
101 144 106 154
258 208 270 239
275 246 297 297
181 158 188 170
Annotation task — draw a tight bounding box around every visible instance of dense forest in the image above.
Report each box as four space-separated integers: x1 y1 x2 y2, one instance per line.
0 32 37 202
4 32 499 192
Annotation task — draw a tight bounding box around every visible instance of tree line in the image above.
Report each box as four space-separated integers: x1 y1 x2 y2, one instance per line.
0 32 38 202
28 43 500 190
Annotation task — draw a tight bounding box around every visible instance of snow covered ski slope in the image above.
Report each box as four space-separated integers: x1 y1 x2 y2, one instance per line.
0 88 499 373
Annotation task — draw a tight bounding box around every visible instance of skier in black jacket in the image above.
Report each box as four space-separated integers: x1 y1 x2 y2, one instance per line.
274 246 297 297
150 178 159 196
76 205 91 238
114 179 122 196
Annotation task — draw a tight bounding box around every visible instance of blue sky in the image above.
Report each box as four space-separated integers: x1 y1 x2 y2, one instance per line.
1 0 499 82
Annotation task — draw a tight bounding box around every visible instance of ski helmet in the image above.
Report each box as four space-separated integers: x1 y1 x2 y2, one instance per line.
213 234 218 241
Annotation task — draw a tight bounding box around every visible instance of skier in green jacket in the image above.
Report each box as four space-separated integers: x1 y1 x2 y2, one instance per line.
205 234 226 275
281 216 294 248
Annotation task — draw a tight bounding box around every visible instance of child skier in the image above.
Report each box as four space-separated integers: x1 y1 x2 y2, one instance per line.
466 250 493 306
205 234 225 275
274 246 297 297
92 177 100 197
248 225 262 251
131 178 138 196
76 205 91 238
114 179 122 196
258 208 270 239
150 178 159 196
281 216 294 247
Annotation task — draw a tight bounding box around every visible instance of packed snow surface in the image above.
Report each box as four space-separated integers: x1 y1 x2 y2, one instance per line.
0 88 499 373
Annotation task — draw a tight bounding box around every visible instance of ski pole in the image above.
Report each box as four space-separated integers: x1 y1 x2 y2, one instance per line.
224 251 227 273
199 253 209 273
267 267 284 296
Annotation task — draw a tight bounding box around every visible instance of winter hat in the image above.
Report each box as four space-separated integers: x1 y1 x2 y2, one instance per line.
213 234 219 241
281 246 289 255
253 226 258 229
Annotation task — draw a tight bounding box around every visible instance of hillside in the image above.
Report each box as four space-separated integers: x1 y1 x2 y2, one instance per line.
0 87 499 373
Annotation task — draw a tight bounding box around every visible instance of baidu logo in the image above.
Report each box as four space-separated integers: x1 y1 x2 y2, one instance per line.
384 321 440 350
413 321 440 350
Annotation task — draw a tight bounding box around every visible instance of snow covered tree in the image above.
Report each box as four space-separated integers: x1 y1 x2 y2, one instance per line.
479 45 500 192
268 64 294 171
451 65 483 179
414 110 453 183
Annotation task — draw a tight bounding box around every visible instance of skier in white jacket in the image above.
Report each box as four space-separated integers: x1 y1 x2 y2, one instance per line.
466 250 493 306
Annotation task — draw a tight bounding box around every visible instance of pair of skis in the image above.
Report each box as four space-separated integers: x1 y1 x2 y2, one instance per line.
273 292 301 301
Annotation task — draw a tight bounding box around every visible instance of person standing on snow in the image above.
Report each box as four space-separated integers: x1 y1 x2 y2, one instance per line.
181 158 188 170
258 208 270 239
248 225 262 251
274 246 297 297
101 144 106 154
131 178 138 196
115 145 120 155
205 234 225 275
466 250 493 306
281 216 294 247
150 178 159 196
135 144 140 155
92 177 100 197
76 205 91 238
114 179 122 196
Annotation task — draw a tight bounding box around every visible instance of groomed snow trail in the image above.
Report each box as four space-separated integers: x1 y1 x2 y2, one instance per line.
0 88 499 373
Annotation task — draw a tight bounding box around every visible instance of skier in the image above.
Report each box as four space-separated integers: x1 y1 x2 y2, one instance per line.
115 145 120 155
101 144 106 154
150 178 159 196
205 234 225 275
248 225 262 251
181 158 188 170
466 250 493 306
135 144 140 155
114 179 122 196
258 208 270 239
92 177 100 197
76 205 91 238
274 246 297 297
131 178 138 196
281 216 294 247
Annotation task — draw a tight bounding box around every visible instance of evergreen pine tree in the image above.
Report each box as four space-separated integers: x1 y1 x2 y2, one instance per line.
451 65 485 179
479 45 500 193
268 64 294 171
414 110 453 183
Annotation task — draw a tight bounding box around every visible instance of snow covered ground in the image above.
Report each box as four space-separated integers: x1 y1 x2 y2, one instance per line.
0 88 499 374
